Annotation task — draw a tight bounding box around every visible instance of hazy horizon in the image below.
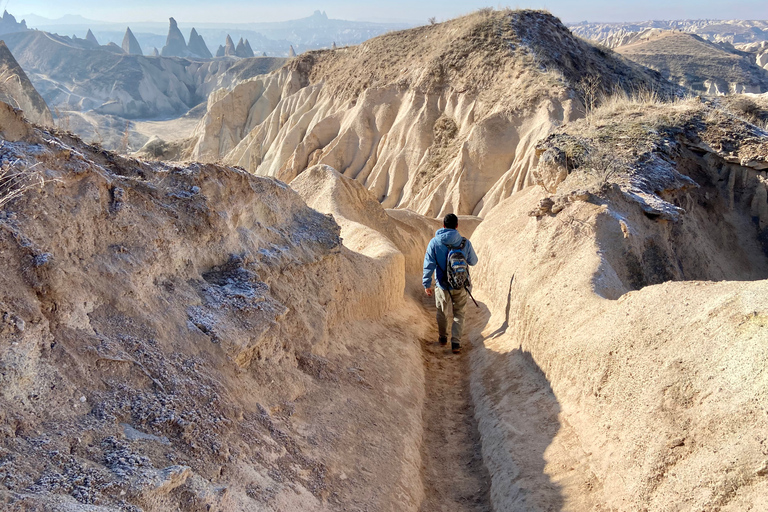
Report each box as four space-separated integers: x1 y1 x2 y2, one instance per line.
8 0 768 26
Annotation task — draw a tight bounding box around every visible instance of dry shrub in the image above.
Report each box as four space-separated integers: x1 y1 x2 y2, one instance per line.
0 160 44 209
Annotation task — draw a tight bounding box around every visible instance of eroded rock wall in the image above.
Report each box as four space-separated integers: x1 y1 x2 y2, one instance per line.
189 10 672 218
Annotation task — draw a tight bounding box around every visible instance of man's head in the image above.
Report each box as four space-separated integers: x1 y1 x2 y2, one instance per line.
443 213 458 230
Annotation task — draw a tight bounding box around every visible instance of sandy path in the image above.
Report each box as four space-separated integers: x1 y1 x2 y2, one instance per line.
418 294 492 512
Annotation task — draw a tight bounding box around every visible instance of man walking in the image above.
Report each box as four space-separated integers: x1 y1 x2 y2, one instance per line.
423 214 478 353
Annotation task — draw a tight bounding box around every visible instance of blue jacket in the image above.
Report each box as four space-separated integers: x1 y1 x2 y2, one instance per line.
423 228 478 290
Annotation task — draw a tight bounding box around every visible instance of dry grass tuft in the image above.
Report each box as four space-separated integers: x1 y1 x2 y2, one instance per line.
0 159 45 210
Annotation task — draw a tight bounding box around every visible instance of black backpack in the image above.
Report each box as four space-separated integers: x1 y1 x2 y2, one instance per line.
446 238 470 290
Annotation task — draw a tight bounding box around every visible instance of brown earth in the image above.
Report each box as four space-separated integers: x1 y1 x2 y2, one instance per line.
1 10 768 512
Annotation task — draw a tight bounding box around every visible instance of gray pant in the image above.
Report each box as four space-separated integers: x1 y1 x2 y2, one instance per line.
435 286 468 343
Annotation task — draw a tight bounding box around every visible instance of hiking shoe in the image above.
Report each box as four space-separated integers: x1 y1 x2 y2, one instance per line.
451 341 461 354
438 336 448 345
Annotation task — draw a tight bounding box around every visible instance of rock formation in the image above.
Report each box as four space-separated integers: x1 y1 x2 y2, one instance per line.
121 26 143 55
85 28 99 46
332 41 337 49
1 30 285 121
189 10 674 217
0 9 27 34
262 51 267 57
160 17 188 57
0 41 52 126
570 19 768 46
151 47 159 57
187 27 212 58
288 44 296 57
234 37 255 58
215 45 225 57
224 34 236 56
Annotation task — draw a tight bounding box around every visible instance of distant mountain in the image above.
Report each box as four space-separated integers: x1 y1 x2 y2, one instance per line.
19 13 98 26
19 10 413 57
569 19 768 47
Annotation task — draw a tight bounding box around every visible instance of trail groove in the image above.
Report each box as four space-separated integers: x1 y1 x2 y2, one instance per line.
418 294 491 512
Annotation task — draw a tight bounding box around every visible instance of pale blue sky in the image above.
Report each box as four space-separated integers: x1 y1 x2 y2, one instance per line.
7 0 768 24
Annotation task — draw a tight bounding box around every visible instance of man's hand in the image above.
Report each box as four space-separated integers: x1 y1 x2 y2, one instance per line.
424 287 433 297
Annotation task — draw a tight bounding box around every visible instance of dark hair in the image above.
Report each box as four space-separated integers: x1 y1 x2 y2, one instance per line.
443 213 458 229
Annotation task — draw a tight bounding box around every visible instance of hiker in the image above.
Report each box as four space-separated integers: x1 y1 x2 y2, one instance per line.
423 213 478 354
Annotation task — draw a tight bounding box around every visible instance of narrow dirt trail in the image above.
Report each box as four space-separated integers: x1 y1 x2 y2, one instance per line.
418 294 492 512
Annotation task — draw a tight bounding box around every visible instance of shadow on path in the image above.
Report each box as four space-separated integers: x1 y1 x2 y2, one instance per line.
466 298 565 512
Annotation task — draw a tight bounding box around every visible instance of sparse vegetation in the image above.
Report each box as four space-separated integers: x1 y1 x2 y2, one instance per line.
0 160 44 209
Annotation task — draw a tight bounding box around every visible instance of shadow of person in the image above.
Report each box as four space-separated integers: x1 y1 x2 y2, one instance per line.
467 299 565 512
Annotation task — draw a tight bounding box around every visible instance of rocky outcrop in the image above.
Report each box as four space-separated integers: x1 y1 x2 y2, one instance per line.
151 47 159 57
160 17 188 57
187 27 212 58
224 34 236 56
215 45 225 57
121 26 143 55
571 19 768 46
0 41 52 126
85 28 98 46
189 10 674 217
0 113 429 511
288 44 296 57
0 10 26 35
235 37 254 58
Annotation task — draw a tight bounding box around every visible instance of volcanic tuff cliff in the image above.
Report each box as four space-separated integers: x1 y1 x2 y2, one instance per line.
188 9 675 217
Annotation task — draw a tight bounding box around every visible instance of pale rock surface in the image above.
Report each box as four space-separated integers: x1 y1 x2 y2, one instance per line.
467 98 768 511
288 44 296 57
224 34 236 56
189 10 672 217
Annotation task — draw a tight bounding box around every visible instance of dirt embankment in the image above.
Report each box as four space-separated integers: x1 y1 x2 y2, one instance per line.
0 108 437 511
468 97 768 510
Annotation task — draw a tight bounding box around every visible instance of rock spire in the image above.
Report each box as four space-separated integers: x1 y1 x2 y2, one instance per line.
161 17 188 57
235 37 254 58
85 29 99 46
188 28 212 58
121 27 143 55
224 35 236 56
